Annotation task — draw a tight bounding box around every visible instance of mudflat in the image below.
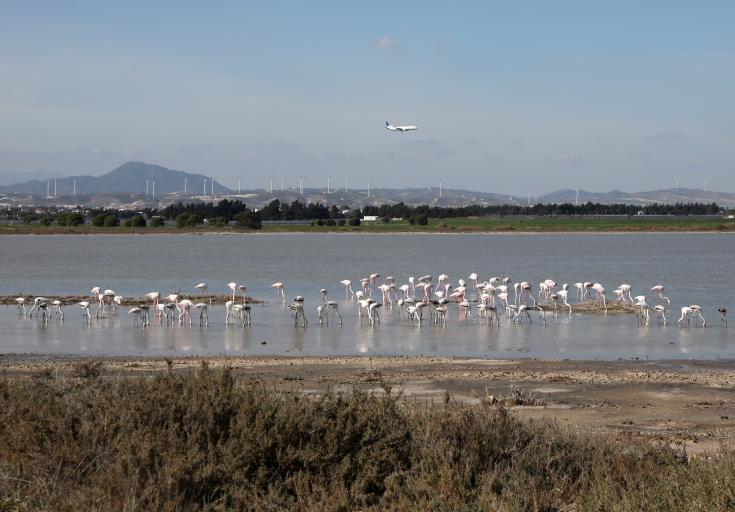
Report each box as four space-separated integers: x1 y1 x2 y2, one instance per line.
3 354 734 457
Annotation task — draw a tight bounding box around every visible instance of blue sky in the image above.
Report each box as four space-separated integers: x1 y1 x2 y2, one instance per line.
1 1 733 194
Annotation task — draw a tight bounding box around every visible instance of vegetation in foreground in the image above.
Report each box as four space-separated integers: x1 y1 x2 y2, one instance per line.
1 364 734 511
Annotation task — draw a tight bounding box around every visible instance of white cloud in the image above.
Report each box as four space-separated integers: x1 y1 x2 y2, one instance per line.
374 36 399 49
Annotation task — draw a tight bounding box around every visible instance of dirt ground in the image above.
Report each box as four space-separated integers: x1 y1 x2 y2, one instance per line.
2 354 734 457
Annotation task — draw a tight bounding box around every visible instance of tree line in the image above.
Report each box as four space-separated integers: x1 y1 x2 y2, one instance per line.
1 200 723 229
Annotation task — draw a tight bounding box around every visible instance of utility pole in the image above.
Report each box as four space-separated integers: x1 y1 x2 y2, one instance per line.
152 180 155 198
281 176 284 192
54 177 57 197
237 178 241 194
299 176 304 195
184 178 188 195
368 179 371 198
146 179 149 196
73 179 76 198
439 181 442 199
345 176 349 192
269 178 273 194
327 176 331 194
203 178 207 196
211 178 215 198
46 180 50 197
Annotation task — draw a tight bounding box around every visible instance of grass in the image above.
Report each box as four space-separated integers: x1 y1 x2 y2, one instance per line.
1 216 733 235
1 364 734 511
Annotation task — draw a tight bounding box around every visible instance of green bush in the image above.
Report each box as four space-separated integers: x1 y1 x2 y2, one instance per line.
103 215 119 227
208 216 227 228
92 214 107 227
337 219 346 226
234 210 262 229
39 216 53 226
324 219 336 226
175 213 203 228
124 215 146 228
348 217 361 226
148 216 165 227
56 212 85 226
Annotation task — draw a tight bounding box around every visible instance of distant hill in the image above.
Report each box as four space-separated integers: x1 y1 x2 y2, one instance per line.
538 188 735 207
0 162 231 195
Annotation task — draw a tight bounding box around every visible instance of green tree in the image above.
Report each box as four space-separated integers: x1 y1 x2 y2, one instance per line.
126 215 147 228
149 216 165 227
234 210 262 229
57 212 85 226
92 214 107 227
103 215 120 227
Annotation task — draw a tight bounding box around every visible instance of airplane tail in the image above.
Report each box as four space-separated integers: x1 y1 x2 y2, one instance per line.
385 121 390 127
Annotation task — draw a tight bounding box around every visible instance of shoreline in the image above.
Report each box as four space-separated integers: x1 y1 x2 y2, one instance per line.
0 229 734 236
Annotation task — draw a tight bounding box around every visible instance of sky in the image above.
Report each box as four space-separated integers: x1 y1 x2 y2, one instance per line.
1 1 734 195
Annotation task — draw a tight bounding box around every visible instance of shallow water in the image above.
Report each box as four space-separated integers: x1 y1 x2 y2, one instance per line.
0 233 732 359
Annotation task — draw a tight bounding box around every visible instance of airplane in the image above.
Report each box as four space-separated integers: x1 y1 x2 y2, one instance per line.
385 121 417 132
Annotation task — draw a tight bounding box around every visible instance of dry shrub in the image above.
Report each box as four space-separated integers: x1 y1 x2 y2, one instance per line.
0 367 734 511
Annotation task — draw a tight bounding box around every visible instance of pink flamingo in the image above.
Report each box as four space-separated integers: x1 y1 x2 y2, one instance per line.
340 279 354 300
271 282 285 301
227 282 238 302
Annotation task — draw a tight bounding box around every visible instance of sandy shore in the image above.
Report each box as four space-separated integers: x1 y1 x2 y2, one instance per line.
2 354 734 456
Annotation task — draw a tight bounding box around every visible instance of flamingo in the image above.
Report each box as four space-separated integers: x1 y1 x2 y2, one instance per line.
227 282 238 302
51 300 64 320
224 300 235 325
557 289 572 316
145 292 161 314
689 305 706 327
178 299 194 325
574 283 584 302
194 303 209 326
271 282 285 301
195 282 208 295
652 305 667 325
718 308 727 327
28 297 49 318
368 302 382 326
592 284 607 312
15 297 26 315
289 296 307 327
128 307 143 327
326 301 342 325
634 296 650 326
678 306 693 327
78 301 91 323
340 279 354 300
618 284 633 304
650 285 671 306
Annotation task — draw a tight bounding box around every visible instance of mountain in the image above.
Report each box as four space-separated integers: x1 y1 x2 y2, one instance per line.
538 188 735 206
0 162 231 195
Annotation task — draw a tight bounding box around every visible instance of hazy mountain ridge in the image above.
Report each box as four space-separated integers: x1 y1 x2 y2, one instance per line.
1 162 734 208
0 162 231 196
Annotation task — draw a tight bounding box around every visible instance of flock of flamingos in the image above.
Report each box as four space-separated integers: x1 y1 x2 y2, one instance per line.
11 273 728 330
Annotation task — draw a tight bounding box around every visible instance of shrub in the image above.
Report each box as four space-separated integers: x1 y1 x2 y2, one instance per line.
148 216 165 227
92 214 107 227
324 219 336 226
125 215 146 228
234 210 262 229
103 215 119 227
175 213 203 228
39 216 53 226
208 216 227 228
1 368 733 511
337 219 346 226
348 217 361 226
56 212 85 226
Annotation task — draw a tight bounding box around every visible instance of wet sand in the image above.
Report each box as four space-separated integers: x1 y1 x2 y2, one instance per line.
2 354 733 457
